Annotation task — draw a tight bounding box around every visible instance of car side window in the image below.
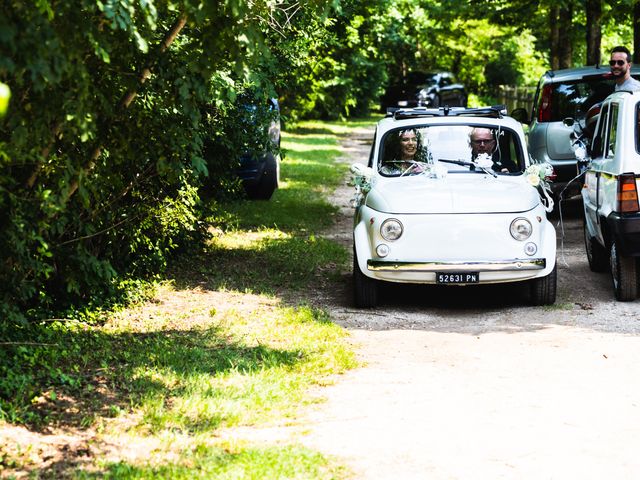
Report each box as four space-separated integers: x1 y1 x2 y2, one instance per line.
591 103 609 158
606 103 619 159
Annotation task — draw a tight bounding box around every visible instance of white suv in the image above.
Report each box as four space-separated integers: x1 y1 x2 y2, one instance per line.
582 90 640 301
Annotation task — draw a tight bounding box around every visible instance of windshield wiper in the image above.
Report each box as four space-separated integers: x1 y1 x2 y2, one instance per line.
439 159 497 178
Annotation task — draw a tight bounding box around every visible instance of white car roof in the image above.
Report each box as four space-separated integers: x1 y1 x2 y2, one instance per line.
376 106 525 137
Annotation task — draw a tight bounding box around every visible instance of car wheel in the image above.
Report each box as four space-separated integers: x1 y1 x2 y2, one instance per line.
583 216 608 272
244 153 279 200
353 250 378 308
610 241 637 301
529 263 557 306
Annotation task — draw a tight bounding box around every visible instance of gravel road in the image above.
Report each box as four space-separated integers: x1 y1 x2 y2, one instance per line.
300 127 640 479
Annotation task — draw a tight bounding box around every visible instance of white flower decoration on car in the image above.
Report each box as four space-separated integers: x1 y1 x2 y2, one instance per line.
526 173 540 187
349 163 375 207
525 162 554 212
474 152 493 169
430 163 448 179
524 163 553 188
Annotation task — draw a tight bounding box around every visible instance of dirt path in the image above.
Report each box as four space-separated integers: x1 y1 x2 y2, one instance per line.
300 126 640 479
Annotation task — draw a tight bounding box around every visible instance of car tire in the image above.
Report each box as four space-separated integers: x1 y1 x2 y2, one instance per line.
583 216 608 272
353 250 378 308
610 241 637 301
529 263 557 306
244 153 279 200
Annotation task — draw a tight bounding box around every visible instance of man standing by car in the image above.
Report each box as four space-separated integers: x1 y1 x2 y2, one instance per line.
610 46 640 91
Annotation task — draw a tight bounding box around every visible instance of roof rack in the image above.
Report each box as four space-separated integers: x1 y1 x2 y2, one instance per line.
388 105 507 120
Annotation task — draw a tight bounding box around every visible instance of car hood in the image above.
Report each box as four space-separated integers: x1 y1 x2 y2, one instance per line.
365 174 539 214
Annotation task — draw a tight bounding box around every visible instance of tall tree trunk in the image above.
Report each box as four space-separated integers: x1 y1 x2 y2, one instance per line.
549 5 560 70
586 0 602 65
558 4 573 69
634 0 640 63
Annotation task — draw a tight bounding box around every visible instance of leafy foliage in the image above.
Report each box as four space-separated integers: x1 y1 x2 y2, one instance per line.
0 0 636 323
0 1 329 322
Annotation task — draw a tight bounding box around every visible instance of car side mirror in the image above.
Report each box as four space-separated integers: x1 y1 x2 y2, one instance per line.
511 108 529 124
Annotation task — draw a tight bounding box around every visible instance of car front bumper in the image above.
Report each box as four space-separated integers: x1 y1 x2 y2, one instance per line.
368 258 546 272
365 258 547 284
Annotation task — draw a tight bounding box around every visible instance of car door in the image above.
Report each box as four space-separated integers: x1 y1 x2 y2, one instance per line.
583 102 608 241
584 101 619 244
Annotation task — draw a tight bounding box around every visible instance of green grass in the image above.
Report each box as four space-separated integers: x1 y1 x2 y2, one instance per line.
0 117 374 479
84 445 346 479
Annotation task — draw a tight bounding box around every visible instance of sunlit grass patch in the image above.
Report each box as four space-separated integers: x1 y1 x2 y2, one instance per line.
95 443 348 479
119 302 357 435
289 116 380 136
211 228 290 250
194 229 348 294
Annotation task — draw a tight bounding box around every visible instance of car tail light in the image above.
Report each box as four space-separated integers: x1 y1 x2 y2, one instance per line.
617 174 640 213
537 84 553 122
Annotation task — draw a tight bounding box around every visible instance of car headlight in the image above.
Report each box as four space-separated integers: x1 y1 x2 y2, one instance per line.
510 217 532 241
380 218 403 241
376 244 390 257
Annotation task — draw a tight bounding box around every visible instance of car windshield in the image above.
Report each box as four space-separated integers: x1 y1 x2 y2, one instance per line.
378 125 524 177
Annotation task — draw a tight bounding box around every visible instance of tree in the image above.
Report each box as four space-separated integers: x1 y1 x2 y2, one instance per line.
586 0 603 65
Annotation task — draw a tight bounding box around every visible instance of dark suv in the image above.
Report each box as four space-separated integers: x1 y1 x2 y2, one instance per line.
380 71 467 111
236 97 281 200
523 65 640 199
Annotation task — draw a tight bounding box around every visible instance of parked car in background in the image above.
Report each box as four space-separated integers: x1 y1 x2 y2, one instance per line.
580 90 640 301
515 65 640 201
380 71 467 111
351 105 557 308
236 97 281 200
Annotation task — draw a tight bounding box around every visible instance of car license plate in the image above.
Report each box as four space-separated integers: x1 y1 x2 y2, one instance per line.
436 272 479 284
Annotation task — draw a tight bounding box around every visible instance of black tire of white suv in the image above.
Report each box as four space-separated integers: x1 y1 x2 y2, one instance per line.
610 241 637 302
583 217 608 272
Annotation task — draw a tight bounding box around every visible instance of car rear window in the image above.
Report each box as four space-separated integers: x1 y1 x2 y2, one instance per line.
537 77 616 122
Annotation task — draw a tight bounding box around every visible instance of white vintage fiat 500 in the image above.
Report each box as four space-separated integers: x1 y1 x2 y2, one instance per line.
351 106 557 308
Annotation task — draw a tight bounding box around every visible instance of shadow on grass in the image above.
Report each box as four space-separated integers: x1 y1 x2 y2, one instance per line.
170 234 348 295
0 324 303 431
